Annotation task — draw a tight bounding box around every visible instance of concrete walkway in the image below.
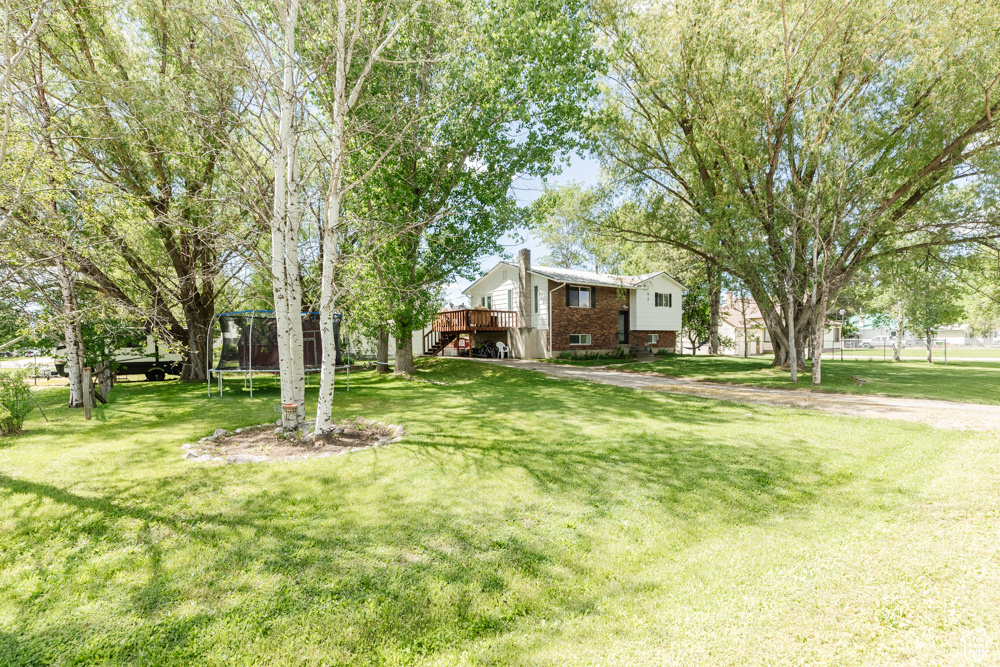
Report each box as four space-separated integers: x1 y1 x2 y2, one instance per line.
472 358 1000 431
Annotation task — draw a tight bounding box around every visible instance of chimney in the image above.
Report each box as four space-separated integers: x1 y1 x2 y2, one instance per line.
518 248 531 327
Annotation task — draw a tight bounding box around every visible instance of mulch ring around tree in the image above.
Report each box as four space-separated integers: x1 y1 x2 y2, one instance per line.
180 417 405 464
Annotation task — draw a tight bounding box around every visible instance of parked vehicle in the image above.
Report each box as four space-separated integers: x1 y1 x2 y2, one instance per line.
861 336 907 349
53 332 183 381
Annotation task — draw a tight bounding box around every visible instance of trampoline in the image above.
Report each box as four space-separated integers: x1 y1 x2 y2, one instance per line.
206 310 350 398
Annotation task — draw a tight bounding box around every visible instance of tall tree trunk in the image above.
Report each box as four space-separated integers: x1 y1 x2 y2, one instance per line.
376 326 390 373
707 262 720 354
768 317 809 370
926 329 933 363
394 326 415 374
811 290 827 386
55 259 84 408
892 310 904 362
786 259 798 382
271 0 305 428
179 306 213 381
314 0 349 437
315 202 341 434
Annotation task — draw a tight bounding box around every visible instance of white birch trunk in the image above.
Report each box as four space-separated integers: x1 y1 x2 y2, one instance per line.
55 259 84 408
315 0 349 435
315 189 342 434
286 143 305 421
313 0 416 434
270 0 304 428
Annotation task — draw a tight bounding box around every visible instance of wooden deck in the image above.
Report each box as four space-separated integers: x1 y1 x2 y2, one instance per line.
431 309 517 332
423 310 517 356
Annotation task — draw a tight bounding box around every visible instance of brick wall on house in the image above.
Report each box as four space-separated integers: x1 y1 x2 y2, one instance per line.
632 330 676 351
549 281 629 352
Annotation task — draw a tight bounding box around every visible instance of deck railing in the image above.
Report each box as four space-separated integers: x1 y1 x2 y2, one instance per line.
432 309 517 332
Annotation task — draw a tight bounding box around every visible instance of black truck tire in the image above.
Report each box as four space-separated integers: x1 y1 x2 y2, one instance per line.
145 368 167 382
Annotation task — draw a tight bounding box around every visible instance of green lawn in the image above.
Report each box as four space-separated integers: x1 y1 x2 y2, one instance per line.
2 359 999 665
616 354 1000 404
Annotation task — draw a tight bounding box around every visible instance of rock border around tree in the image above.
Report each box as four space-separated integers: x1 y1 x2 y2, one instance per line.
179 417 405 464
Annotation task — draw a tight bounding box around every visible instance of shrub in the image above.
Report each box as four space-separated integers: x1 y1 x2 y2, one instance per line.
558 350 633 361
0 370 34 436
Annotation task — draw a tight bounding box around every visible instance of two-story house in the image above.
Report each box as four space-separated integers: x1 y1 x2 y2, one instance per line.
422 249 684 358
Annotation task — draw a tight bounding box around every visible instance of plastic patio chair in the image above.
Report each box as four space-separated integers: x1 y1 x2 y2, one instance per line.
495 341 509 359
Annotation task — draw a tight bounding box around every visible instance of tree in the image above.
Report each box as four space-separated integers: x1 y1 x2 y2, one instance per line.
533 184 622 272
349 0 600 376
308 0 423 433
867 247 966 363
904 256 966 364
19 0 260 381
269 0 307 427
681 284 710 355
593 0 1000 382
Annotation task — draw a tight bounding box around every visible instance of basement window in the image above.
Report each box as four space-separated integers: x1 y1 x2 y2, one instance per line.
569 334 591 345
647 333 659 345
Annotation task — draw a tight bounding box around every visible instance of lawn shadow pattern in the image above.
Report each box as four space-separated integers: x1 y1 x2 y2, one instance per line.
0 359 912 666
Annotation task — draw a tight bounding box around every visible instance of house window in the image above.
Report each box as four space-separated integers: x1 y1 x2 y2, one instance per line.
654 292 673 307
764 330 770 342
480 296 486 307
508 289 513 310
486 295 492 309
568 286 592 308
569 334 591 345
834 327 841 343
647 333 659 345
533 285 539 313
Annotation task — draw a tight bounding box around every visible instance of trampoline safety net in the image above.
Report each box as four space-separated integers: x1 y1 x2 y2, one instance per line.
211 311 342 371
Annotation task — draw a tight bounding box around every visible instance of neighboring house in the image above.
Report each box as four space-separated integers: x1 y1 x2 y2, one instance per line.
422 249 684 358
934 324 971 345
847 316 971 345
718 295 768 356
718 293 843 355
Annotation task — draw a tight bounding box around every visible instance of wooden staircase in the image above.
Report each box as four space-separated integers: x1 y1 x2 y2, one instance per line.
423 330 460 356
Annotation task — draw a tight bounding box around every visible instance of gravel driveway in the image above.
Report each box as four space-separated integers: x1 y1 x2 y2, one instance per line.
473 358 1000 431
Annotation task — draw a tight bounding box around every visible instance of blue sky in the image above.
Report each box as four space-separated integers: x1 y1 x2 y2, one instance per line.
443 153 602 304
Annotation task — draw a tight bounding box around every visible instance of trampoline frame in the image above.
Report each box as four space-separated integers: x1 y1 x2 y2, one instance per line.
206 310 350 398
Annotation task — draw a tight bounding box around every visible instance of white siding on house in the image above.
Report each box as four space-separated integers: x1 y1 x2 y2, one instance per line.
467 271 550 330
489 277 518 313
633 274 683 331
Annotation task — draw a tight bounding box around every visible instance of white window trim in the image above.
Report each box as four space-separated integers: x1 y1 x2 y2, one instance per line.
569 334 591 345
647 333 659 345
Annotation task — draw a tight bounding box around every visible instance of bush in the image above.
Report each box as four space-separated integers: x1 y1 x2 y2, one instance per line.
0 371 34 436
558 350 633 361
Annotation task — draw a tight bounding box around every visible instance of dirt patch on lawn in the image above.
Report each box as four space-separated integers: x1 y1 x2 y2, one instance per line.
182 418 404 464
